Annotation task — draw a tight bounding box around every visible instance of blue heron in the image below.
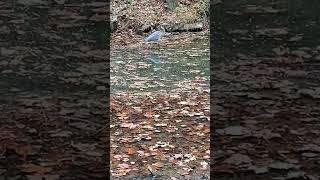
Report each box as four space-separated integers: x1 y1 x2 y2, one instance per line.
144 27 166 42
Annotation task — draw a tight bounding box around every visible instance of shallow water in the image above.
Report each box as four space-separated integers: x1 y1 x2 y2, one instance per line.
111 38 210 93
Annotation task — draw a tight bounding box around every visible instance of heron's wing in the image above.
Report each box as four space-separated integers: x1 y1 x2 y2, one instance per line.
145 31 161 42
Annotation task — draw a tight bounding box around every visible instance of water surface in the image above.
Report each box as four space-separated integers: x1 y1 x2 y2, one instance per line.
111 39 210 93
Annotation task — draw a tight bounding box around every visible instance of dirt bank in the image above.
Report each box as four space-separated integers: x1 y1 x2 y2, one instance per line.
111 0 209 47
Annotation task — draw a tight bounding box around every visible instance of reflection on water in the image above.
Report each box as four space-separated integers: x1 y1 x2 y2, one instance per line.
148 53 161 64
111 39 209 93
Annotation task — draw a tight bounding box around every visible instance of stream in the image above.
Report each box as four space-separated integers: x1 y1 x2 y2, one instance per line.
111 38 210 93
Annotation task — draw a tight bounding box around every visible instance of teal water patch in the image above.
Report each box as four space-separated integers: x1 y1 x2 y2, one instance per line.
111 38 209 93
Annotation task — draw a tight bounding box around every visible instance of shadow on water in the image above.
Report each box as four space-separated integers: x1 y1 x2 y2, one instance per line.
111 39 209 93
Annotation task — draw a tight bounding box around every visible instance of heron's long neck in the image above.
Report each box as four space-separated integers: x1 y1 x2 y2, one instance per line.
160 30 165 37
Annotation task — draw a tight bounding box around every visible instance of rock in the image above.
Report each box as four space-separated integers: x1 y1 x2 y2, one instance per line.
195 115 209 122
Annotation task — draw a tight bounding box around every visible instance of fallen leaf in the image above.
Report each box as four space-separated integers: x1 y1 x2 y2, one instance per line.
126 147 136 155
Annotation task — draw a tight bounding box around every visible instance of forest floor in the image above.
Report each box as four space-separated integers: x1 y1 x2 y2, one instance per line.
110 88 210 179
